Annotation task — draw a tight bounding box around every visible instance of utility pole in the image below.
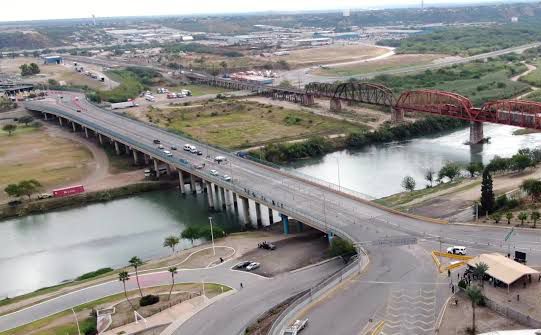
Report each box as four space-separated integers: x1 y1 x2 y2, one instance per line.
72 308 81 335
208 216 215 256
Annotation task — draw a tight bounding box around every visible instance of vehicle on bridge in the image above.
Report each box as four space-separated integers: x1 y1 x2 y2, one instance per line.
222 175 232 182
210 169 219 176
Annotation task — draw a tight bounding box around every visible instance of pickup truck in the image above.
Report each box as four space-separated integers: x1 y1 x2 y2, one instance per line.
283 319 308 335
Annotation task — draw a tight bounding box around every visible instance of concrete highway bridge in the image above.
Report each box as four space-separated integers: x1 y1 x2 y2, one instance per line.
189 73 541 144
20 93 541 335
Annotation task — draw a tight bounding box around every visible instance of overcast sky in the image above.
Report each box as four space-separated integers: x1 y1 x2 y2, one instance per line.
0 0 520 22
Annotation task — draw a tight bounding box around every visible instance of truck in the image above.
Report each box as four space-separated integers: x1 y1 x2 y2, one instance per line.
53 185 85 198
283 319 308 335
110 100 138 110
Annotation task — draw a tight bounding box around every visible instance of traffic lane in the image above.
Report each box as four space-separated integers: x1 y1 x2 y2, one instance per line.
0 263 264 332
299 245 443 335
173 258 345 335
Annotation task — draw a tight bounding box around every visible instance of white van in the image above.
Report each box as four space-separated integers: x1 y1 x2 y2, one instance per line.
447 246 466 255
184 144 193 151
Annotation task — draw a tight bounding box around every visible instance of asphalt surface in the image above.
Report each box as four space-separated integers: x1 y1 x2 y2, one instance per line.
17 93 541 335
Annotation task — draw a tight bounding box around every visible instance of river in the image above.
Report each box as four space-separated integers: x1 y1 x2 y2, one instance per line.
2 124 541 298
290 124 541 198
0 191 241 298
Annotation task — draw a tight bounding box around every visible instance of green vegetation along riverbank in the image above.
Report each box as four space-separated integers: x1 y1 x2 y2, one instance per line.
253 116 467 163
0 182 174 221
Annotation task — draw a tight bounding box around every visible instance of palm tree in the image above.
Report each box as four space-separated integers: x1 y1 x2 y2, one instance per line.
119 271 135 310
129 256 144 297
473 262 489 288
163 235 180 254
168 266 178 300
531 211 540 228
466 286 483 334
505 212 513 225
518 212 528 225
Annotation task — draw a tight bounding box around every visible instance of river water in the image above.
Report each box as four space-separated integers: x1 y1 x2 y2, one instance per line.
2 124 541 298
0 191 241 298
290 124 541 198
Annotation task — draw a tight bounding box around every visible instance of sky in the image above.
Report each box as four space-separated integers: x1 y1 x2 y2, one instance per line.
0 0 523 22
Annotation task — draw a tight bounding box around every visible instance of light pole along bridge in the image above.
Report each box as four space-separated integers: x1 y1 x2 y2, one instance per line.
188 73 541 144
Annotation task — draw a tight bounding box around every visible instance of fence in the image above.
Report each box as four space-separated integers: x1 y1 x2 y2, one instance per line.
484 295 541 329
268 251 367 335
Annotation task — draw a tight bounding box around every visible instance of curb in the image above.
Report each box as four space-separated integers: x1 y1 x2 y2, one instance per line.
289 256 342 274
451 221 541 232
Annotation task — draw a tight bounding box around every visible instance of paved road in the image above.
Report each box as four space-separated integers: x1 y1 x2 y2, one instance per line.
0 258 343 332
20 94 541 335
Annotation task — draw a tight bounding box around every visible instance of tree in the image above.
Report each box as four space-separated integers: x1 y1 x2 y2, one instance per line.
466 286 484 334
2 124 17 136
18 116 34 126
480 169 495 215
19 63 40 76
163 235 180 254
118 271 135 310
4 184 22 198
129 256 144 297
505 212 513 225
473 262 489 288
531 210 540 228
401 176 416 192
219 61 228 74
425 168 435 187
168 266 178 300
29 63 40 75
521 179 541 201
510 153 533 172
518 211 528 225
438 162 461 182
18 179 41 199
466 162 484 178
489 213 502 224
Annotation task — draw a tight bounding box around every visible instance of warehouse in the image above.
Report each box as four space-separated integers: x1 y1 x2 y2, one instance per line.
42 55 64 65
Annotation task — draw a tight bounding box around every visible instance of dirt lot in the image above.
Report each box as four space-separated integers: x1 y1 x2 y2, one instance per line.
313 54 449 77
263 44 389 68
133 99 365 149
236 232 331 277
439 292 524 335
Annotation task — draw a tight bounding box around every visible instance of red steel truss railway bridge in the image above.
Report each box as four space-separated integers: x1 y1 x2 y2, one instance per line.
187 74 541 144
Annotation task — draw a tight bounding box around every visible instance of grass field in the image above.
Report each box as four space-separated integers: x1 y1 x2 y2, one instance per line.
520 61 541 87
313 54 447 77
144 100 367 149
1 283 230 335
0 126 93 200
265 44 389 67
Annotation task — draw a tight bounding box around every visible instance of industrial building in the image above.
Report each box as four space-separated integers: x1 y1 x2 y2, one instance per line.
42 56 64 65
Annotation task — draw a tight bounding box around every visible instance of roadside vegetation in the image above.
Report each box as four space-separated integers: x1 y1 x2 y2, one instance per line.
379 23 541 56
0 97 17 112
88 67 162 103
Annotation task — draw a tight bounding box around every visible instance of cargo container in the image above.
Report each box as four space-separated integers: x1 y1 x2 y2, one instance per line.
53 185 85 197
111 100 138 110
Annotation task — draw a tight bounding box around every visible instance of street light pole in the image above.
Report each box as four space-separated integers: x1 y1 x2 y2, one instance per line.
208 216 215 256
72 308 81 335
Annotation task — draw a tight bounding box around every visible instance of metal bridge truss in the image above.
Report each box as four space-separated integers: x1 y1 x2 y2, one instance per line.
306 82 394 107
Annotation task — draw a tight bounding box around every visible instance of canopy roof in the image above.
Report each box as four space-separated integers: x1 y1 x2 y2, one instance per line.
467 253 539 285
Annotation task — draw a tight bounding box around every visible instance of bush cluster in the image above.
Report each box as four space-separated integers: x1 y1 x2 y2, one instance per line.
139 294 160 307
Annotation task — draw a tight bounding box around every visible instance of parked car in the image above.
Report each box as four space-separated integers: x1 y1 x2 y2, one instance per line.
447 246 467 255
210 169 219 176
38 193 53 200
283 319 308 335
171 145 178 150
258 241 276 250
233 261 251 270
246 262 260 271
222 175 232 182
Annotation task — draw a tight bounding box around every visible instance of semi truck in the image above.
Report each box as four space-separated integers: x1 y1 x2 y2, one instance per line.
53 185 85 197
110 100 138 110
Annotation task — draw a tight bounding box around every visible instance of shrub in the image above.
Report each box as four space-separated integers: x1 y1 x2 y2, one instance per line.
76 267 114 281
139 294 160 307
458 279 467 289
329 238 356 257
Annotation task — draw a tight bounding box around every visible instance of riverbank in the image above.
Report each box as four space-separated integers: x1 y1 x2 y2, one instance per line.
0 181 175 221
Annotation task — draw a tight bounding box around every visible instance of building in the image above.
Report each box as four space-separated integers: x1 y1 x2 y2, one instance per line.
294 38 333 46
42 56 64 65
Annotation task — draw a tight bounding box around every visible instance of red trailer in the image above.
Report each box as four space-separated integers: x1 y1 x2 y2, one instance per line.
53 185 85 198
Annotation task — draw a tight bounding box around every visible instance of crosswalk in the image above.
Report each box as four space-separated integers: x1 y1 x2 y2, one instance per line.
377 286 437 335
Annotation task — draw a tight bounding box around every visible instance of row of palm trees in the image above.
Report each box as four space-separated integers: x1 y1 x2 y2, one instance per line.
118 256 179 310
463 262 489 335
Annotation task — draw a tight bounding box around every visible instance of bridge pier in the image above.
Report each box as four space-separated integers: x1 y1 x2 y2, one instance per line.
71 122 77 132
84 127 89 138
302 94 315 106
153 159 160 179
124 144 130 155
190 174 197 193
391 108 404 123
178 170 186 194
297 222 304 232
58 117 63 127
469 121 484 144
98 133 104 145
144 154 149 165
327 231 334 244
238 195 250 226
330 98 342 113
43 113 48 121
114 141 121 155
219 187 227 209
255 202 262 226
260 205 271 227
281 214 289 235
132 150 139 165
206 182 215 209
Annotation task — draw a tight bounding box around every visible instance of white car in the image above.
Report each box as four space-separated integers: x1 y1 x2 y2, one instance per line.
163 150 173 157
447 246 467 255
246 262 260 271
284 319 308 335
214 156 226 163
190 147 198 154
210 169 219 176
222 175 232 182
158 144 164 150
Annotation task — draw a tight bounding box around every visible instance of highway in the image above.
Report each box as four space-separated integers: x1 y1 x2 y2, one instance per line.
18 93 541 334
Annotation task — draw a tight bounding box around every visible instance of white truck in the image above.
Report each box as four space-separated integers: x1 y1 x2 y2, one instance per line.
283 319 308 335
110 101 138 110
